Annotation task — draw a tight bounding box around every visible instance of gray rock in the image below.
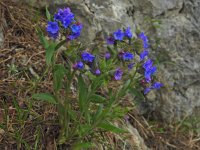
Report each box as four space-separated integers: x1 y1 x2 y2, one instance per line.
17 0 200 122
0 27 3 48
0 14 5 48
140 0 200 122
125 122 151 150
0 4 7 48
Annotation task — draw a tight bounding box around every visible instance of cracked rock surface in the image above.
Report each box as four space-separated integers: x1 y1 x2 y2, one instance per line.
0 27 3 48
16 0 200 122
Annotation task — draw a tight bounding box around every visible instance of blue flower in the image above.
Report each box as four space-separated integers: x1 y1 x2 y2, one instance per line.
70 23 82 34
143 59 156 82
149 66 157 75
124 27 132 38
54 8 74 28
62 16 74 28
144 66 157 82
94 69 101 75
145 75 151 83
114 68 123 80
67 23 83 40
46 21 59 38
48 32 59 39
54 9 64 21
140 50 149 61
113 29 124 41
143 59 153 70
152 82 163 89
105 52 111 60
123 52 134 61
128 63 134 70
68 32 81 40
73 61 84 70
54 8 72 21
106 36 115 45
138 32 149 49
144 82 163 94
81 52 95 63
144 87 152 94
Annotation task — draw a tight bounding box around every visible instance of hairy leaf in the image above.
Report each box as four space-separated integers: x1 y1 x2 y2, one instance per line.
32 93 57 104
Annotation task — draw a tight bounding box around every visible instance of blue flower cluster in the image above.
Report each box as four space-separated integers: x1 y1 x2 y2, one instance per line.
114 68 123 80
54 8 74 28
72 52 99 77
140 50 149 61
73 52 98 75
44 6 163 101
94 69 101 75
138 32 163 94
105 28 162 93
46 8 82 40
81 52 95 63
46 12 162 94
128 63 134 71
124 27 133 39
138 32 149 49
138 32 149 61
105 52 111 60
73 61 84 70
113 29 124 41
122 52 134 61
107 27 132 44
46 22 59 39
68 23 83 40
144 82 163 94
143 59 157 82
106 27 134 80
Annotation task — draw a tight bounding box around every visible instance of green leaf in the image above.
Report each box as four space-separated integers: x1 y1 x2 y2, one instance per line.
45 6 51 21
78 75 88 112
79 125 91 136
46 43 56 65
68 108 77 122
117 79 131 99
53 64 66 91
37 29 49 49
107 46 116 55
0 124 5 129
129 88 144 99
92 104 103 122
91 73 108 92
90 94 107 103
98 122 127 133
55 39 66 51
72 142 95 150
32 93 57 104
107 106 129 119
58 136 67 145
13 99 21 114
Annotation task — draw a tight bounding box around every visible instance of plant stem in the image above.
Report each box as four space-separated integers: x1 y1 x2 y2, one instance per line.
64 70 76 138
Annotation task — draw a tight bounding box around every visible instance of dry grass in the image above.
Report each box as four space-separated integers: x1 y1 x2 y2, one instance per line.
0 1 59 149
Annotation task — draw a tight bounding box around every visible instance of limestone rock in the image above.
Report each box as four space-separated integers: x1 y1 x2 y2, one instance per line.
0 27 3 48
124 122 150 150
138 0 200 122
0 13 5 48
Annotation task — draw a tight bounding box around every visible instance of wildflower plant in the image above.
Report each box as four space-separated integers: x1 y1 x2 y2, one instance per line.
33 7 163 147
